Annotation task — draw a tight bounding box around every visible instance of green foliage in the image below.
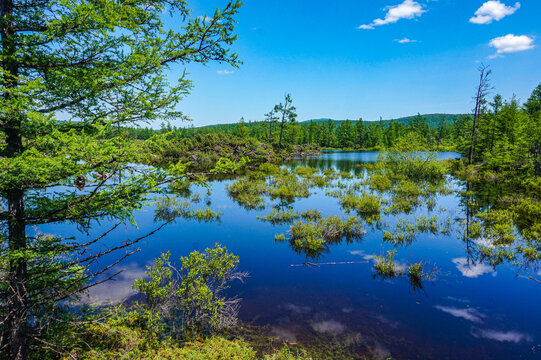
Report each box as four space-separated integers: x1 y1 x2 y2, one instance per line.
281 216 365 260
227 178 270 210
270 170 311 201
133 252 173 312
258 208 300 225
0 0 245 356
154 197 222 223
300 209 323 221
379 133 448 182
407 262 430 290
133 245 247 341
339 192 382 223
368 173 392 192
373 250 403 279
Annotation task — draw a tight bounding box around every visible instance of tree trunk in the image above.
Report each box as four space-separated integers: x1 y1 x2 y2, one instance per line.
278 98 289 150
6 188 28 360
278 120 284 149
469 65 491 165
468 104 479 165
2 0 29 358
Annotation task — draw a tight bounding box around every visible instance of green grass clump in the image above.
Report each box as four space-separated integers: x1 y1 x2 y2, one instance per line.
259 208 300 225
270 171 310 201
300 209 322 221
227 178 270 209
373 250 403 279
340 192 382 218
368 173 392 192
294 166 317 177
407 262 430 290
286 216 365 260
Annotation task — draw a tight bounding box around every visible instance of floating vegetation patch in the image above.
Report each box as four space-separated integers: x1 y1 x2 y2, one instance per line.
276 216 366 260
300 209 322 221
270 170 311 202
154 197 222 223
367 173 392 192
461 208 541 270
259 208 300 225
373 250 404 279
227 178 270 210
383 215 451 247
407 262 432 290
339 192 382 224
371 250 435 290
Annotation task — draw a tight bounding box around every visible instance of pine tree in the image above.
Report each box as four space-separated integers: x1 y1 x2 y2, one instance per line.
0 1 242 358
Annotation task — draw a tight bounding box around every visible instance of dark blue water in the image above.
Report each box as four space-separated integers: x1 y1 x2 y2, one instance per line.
40 151 541 359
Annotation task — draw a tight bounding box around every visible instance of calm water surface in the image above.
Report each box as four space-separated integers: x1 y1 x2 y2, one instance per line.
41 151 541 359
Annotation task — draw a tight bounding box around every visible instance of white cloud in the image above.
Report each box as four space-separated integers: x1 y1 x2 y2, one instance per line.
489 34 535 54
198 15 213 22
395 37 418 43
471 328 533 343
358 0 426 30
470 1 520 24
217 69 235 75
452 258 495 278
358 24 375 30
435 305 486 323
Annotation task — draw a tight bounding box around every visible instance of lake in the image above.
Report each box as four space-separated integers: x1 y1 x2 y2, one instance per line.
41 151 541 359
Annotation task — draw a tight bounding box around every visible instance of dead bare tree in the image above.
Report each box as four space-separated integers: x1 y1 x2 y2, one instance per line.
468 64 492 165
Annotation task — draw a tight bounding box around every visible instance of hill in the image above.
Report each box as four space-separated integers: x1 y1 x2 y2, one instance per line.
300 113 466 128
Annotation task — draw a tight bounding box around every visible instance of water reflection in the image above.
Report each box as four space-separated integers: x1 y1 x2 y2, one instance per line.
452 258 496 278
434 305 486 323
75 150 541 360
470 328 533 343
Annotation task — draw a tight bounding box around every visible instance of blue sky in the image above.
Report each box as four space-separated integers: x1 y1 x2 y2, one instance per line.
168 0 540 127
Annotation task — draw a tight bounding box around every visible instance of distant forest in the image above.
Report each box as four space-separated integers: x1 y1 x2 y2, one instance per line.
120 113 466 150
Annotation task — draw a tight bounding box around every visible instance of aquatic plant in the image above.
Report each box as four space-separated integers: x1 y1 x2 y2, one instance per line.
259 208 300 225
383 215 449 247
154 197 221 223
368 173 392 192
284 216 365 260
300 209 323 221
407 262 430 290
339 171 353 180
294 166 318 177
133 245 248 340
270 170 311 201
383 220 416 246
379 133 448 182
415 215 440 234
227 177 270 210
373 250 403 279
340 192 382 219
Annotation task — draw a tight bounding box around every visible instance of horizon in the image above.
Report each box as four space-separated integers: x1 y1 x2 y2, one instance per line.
160 112 465 130
160 0 539 128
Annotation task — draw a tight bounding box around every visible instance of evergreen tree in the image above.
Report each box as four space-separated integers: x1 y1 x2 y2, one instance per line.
273 94 297 149
0 1 242 358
